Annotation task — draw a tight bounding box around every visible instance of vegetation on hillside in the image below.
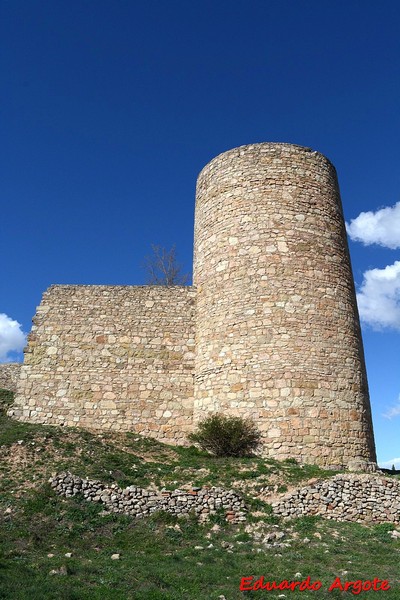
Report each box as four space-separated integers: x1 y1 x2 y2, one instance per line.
1 388 400 599
188 413 262 457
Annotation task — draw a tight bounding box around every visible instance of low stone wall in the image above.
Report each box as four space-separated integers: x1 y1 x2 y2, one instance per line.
50 472 247 523
271 474 400 524
0 363 21 392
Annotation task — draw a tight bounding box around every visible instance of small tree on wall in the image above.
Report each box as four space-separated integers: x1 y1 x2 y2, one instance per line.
143 244 189 286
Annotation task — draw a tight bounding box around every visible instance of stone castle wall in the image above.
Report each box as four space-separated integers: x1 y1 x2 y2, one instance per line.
193 143 376 468
10 285 196 444
0 362 21 392
9 142 377 469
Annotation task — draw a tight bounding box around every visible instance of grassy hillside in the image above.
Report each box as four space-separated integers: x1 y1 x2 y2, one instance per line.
1 389 400 599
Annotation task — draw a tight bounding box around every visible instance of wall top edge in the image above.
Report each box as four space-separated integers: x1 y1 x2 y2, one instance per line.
45 284 196 291
0 361 21 366
197 142 336 180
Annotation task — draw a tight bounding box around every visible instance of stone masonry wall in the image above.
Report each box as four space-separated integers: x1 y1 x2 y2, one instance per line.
52 471 400 526
9 285 196 444
193 143 376 469
0 362 21 392
8 142 377 469
271 474 400 524
50 472 247 523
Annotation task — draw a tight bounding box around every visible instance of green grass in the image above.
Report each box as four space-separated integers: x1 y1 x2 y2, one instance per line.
0 389 14 413
2 390 400 599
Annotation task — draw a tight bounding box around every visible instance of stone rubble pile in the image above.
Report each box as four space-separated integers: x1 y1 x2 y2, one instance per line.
50 472 247 523
271 474 400 524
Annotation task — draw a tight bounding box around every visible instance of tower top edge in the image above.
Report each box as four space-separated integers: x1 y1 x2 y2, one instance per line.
197 142 336 179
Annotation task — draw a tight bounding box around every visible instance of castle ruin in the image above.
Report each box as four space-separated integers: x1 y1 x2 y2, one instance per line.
8 143 377 469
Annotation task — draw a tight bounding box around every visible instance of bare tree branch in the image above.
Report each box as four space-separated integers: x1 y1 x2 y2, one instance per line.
143 244 189 286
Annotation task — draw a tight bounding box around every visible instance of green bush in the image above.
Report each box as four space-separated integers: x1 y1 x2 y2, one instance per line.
188 413 261 457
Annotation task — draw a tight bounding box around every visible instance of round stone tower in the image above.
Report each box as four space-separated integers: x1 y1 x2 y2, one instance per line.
193 142 376 469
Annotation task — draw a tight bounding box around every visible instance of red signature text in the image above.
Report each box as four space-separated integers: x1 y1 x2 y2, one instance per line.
328 577 390 595
239 576 391 594
240 576 321 592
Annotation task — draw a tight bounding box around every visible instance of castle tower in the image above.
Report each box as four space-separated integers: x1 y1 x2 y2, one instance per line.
193 143 376 468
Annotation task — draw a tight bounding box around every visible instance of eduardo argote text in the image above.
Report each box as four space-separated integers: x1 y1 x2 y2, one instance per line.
239 575 390 594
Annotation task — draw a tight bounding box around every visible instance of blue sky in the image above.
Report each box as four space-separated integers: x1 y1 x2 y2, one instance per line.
1 0 399 467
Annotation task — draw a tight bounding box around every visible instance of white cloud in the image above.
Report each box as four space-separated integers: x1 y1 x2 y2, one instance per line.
379 457 400 470
0 313 26 362
383 395 400 420
346 201 400 249
356 261 400 331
